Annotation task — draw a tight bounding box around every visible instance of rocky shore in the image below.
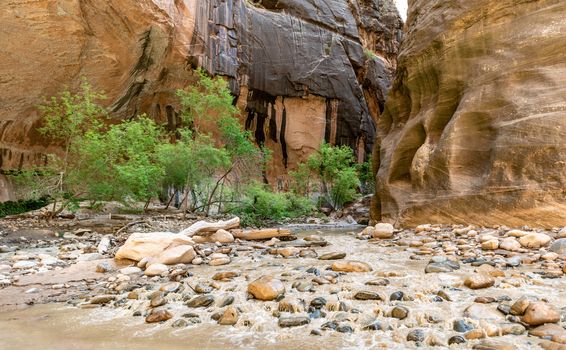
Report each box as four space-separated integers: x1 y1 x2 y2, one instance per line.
1 216 566 349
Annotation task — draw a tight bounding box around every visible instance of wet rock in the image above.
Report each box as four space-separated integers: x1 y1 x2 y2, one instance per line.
472 340 517 350
209 256 231 266
366 278 389 286
212 271 240 281
336 323 354 333
464 304 505 321
212 294 233 307
425 261 458 273
144 263 168 276
500 323 526 335
454 319 475 332
278 298 304 313
465 329 487 340
519 233 552 248
160 282 181 293
482 240 499 250
321 321 338 330
95 261 113 273
407 329 425 342
150 293 167 307
390 291 404 301
278 316 310 328
372 223 395 239
318 252 346 260
391 306 409 319
475 296 496 304
500 238 522 252
186 295 215 308
248 275 285 301
194 283 213 294
218 306 239 326
510 296 531 316
354 291 383 301
549 238 566 256
362 321 383 331
530 323 566 339
310 297 327 309
90 295 116 304
171 319 188 328
464 274 495 289
522 302 560 326
449 335 467 345
145 309 173 323
299 249 318 258
331 261 372 272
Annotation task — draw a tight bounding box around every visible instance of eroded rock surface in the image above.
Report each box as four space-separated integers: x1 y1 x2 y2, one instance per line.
372 0 566 227
0 0 402 188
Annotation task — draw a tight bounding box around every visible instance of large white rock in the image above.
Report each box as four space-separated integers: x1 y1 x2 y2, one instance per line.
115 232 194 262
158 245 196 265
372 223 395 239
518 232 552 248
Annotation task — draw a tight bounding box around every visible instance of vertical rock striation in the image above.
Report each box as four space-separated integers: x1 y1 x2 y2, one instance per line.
0 0 402 190
373 0 566 227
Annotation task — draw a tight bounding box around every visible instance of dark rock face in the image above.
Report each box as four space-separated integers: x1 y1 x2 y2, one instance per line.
372 0 566 227
0 0 402 191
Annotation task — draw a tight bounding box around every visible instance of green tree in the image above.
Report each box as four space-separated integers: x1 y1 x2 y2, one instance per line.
36 79 107 216
73 116 165 209
174 69 261 215
294 142 361 210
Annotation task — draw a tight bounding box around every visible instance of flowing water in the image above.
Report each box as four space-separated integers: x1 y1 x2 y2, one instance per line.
1 228 565 349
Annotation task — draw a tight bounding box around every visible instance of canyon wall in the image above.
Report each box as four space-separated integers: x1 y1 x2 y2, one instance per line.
372 0 566 227
0 0 402 191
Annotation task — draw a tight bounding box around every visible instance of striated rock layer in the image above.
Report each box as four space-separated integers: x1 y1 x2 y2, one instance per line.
372 0 566 227
0 0 402 190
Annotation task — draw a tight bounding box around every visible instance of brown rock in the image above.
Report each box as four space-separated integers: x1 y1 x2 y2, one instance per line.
331 261 372 273
158 245 196 265
464 274 495 289
218 306 239 326
145 309 173 323
212 271 240 281
247 275 285 301
510 296 530 316
472 340 517 350
522 302 560 326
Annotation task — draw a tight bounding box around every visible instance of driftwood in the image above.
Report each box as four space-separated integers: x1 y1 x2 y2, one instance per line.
232 228 291 241
179 217 240 236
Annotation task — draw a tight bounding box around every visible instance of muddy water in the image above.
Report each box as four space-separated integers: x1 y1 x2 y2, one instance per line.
1 228 565 349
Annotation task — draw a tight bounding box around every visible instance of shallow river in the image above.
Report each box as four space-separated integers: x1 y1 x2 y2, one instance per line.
1 228 564 350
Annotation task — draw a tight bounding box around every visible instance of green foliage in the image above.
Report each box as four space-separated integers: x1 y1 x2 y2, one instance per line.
38 78 107 149
228 182 314 227
357 161 375 194
73 116 165 204
0 197 51 218
293 142 361 209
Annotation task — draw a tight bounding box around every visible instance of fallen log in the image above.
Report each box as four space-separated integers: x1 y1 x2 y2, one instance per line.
179 217 240 236
231 228 292 241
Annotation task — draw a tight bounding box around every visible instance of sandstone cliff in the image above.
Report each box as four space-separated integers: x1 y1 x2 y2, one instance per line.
372 0 566 227
0 0 402 192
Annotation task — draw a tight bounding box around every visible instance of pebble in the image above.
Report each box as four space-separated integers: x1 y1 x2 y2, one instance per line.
278 316 310 328
248 275 285 301
407 329 425 342
318 252 346 260
522 302 560 326
218 306 239 325
353 291 383 301
391 306 409 319
145 309 173 323
186 295 215 308
331 261 372 272
90 295 116 304
464 274 495 289
144 263 168 276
